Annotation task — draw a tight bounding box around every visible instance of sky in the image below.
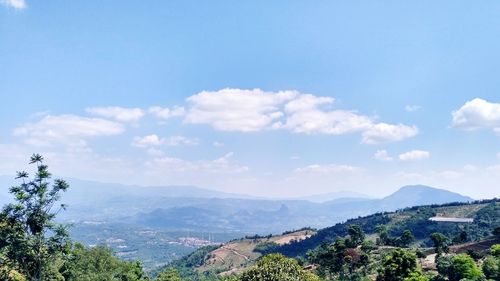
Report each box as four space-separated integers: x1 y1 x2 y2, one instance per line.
1 0 500 199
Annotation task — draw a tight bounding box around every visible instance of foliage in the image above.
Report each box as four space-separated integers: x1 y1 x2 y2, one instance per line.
376 248 418 281
155 268 183 281
403 270 429 281
275 200 499 258
236 254 321 281
490 244 500 257
437 253 484 281
253 242 279 255
346 224 365 248
430 233 449 255
0 154 71 281
482 244 500 280
60 243 148 281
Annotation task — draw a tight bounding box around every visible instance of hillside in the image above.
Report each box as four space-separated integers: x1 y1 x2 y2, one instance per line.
197 229 315 276
173 199 499 277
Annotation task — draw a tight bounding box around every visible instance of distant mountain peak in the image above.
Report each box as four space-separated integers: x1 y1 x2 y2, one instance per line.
381 185 473 209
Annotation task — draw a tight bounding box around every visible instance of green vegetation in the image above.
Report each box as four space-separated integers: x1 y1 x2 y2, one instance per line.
0 154 70 281
235 254 321 281
377 249 417 281
61 244 148 281
276 200 499 257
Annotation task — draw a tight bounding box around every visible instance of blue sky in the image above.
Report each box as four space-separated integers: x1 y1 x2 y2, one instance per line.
1 0 500 198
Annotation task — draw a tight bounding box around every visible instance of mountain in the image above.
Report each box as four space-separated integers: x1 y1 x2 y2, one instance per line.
116 185 475 236
1 176 474 232
379 185 474 208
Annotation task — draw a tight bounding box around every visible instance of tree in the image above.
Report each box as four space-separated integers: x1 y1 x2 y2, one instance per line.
445 254 483 281
376 224 390 246
430 233 449 256
155 268 182 281
483 244 500 280
239 254 321 281
490 244 500 258
0 154 70 281
399 230 415 248
377 249 418 281
347 224 365 247
482 256 499 280
311 240 347 278
61 244 148 281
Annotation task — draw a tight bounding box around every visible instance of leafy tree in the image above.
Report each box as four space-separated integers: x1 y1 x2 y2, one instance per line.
430 233 449 256
445 254 483 281
490 244 500 257
238 254 321 281
482 256 499 280
377 249 418 281
483 244 500 280
61 244 148 281
376 224 389 246
311 240 347 278
0 154 70 281
399 230 415 247
155 268 182 281
347 224 365 247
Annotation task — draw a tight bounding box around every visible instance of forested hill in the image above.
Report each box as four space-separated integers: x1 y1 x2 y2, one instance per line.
173 199 499 277
276 199 499 257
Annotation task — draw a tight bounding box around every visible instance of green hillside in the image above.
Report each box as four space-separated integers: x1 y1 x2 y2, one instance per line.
169 199 499 280
276 199 499 258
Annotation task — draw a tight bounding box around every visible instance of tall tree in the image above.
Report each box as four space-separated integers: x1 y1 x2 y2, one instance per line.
0 154 70 281
239 254 321 281
347 224 365 248
446 254 484 281
377 249 418 281
430 233 449 256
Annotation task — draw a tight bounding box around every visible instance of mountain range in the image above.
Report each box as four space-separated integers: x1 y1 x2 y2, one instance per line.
0 175 473 233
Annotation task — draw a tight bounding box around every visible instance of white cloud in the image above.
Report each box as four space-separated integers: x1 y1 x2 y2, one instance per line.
132 134 164 148
452 98 500 133
132 134 198 148
146 152 248 174
13 114 124 147
405 105 421 112
279 94 373 135
398 150 430 161
294 164 362 174
362 123 418 144
213 141 224 147
290 156 300 160
185 88 297 132
149 106 185 120
374 150 393 161
184 89 417 144
497 152 500 159
86 106 145 122
1 0 26 9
